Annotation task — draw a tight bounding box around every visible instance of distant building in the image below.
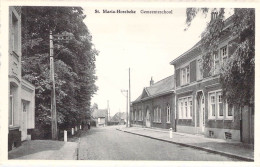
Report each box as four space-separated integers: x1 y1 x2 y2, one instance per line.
111 112 126 125
92 108 108 127
131 76 175 130
8 6 35 151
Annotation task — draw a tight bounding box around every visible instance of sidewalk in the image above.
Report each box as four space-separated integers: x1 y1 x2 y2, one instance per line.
8 140 78 160
117 127 254 161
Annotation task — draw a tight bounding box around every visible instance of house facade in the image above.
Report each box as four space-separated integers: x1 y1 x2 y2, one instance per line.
170 16 241 141
131 76 175 130
92 108 108 127
9 6 35 151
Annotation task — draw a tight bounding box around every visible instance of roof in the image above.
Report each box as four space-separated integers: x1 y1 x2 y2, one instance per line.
92 109 107 118
170 15 234 66
111 112 126 122
170 41 201 66
133 75 174 103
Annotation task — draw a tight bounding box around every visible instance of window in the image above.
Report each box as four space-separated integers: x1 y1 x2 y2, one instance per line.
178 100 183 119
214 53 220 75
154 108 156 122
12 13 19 53
184 100 188 118
166 105 171 123
22 101 27 112
98 118 101 123
139 110 142 121
226 104 234 119
189 97 193 117
180 66 190 85
135 110 137 121
221 46 228 65
158 108 161 122
217 92 223 118
153 107 161 123
197 58 203 80
209 93 216 118
9 95 14 126
178 96 192 119
208 90 233 120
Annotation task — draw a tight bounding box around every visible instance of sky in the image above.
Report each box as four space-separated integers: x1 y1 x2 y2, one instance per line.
83 7 211 117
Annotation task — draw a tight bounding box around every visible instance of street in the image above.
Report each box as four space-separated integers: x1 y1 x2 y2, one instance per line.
78 126 239 161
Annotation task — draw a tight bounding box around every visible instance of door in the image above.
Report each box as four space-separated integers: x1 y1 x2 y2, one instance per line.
199 95 205 133
146 109 151 127
21 101 28 141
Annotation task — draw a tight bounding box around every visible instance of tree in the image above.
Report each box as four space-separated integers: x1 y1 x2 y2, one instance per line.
21 7 98 137
185 8 255 107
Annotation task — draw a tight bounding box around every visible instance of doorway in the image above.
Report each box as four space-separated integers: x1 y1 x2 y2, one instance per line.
21 101 28 141
146 108 151 127
197 92 205 134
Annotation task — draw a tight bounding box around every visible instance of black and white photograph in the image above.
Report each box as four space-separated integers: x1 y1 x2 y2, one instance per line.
0 1 258 165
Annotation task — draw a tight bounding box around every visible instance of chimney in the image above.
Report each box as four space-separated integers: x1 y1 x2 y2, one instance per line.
211 11 218 21
150 77 154 86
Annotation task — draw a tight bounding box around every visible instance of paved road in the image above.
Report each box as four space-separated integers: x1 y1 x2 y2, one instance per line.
78 126 239 161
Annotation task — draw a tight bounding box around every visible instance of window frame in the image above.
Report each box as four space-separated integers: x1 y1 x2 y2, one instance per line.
178 96 192 119
188 97 193 118
139 110 143 121
221 45 228 65
208 89 233 120
153 106 161 123
226 103 234 120
180 65 190 85
166 104 171 123
208 92 216 119
217 92 224 119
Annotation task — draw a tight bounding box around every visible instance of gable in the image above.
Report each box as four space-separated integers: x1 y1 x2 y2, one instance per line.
141 88 149 99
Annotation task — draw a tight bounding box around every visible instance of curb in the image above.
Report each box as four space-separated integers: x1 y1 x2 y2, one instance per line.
116 128 254 162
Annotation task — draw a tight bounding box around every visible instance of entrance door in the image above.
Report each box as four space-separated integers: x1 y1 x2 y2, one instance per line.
21 101 28 141
146 109 151 127
199 95 205 133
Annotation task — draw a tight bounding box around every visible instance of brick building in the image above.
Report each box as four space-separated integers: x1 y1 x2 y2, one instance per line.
170 15 250 142
8 7 35 151
130 14 254 143
131 76 175 130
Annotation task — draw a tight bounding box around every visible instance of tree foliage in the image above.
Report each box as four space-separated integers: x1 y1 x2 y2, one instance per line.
21 7 98 135
186 8 255 107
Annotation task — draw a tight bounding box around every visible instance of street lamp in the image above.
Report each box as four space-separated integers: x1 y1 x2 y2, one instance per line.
49 30 74 140
121 89 129 127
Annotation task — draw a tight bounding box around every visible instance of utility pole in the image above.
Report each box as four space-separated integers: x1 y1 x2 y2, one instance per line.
128 68 131 128
49 31 74 140
50 31 57 140
126 90 128 128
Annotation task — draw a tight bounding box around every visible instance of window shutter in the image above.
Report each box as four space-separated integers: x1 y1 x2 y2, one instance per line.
176 69 180 87
190 60 197 82
203 55 213 78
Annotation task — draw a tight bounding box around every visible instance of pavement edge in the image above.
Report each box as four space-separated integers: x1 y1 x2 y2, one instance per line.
116 128 254 162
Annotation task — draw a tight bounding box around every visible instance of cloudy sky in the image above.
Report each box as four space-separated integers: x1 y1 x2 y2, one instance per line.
83 6 220 116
